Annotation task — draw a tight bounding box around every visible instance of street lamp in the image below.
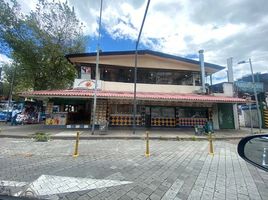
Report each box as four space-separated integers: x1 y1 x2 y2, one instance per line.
238 58 262 133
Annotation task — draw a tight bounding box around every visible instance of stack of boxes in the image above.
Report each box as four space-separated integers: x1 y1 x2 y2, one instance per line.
45 102 54 114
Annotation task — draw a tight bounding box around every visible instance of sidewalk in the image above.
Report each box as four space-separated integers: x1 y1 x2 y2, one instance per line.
0 123 262 140
1 138 267 199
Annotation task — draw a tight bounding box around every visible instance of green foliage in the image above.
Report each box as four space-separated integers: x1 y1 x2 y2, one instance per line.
191 136 197 141
1 63 25 99
34 132 50 142
0 0 85 91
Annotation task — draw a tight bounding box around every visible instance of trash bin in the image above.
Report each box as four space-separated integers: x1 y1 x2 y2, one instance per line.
99 120 108 132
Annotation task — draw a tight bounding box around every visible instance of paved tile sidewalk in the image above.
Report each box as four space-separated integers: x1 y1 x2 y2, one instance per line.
0 138 267 199
0 123 258 140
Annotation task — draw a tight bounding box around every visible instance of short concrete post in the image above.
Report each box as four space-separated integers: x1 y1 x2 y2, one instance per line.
208 132 214 155
73 132 80 157
145 131 150 157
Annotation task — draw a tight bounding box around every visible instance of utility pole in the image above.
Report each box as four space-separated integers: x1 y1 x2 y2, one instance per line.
249 58 262 133
91 0 103 135
133 0 151 134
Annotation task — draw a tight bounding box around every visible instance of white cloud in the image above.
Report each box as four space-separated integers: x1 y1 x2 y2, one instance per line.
3 0 268 83
0 54 12 65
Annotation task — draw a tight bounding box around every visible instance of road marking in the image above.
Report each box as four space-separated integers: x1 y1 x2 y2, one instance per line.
3 175 131 197
0 180 28 187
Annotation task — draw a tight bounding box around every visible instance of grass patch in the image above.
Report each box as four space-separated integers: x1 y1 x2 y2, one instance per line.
191 136 197 141
34 132 50 142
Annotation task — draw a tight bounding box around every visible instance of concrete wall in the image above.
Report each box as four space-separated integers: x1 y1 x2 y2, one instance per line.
233 104 239 130
102 81 201 93
70 54 219 74
242 109 260 128
223 83 234 96
213 82 234 97
212 104 219 130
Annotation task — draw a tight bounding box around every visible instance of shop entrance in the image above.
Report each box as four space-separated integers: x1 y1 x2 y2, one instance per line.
51 99 91 125
65 102 91 124
145 107 151 128
218 103 234 129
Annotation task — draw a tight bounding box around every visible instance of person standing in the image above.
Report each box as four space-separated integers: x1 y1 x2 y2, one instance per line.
11 107 19 126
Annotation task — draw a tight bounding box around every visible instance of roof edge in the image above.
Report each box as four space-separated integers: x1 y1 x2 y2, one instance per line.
65 50 225 71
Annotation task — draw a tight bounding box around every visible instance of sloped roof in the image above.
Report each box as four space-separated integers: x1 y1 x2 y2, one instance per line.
66 50 225 71
21 90 246 103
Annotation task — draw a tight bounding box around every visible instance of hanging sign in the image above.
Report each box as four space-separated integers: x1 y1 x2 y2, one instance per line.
73 79 102 90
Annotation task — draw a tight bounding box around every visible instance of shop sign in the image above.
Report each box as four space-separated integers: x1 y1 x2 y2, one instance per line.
73 79 102 90
235 81 263 93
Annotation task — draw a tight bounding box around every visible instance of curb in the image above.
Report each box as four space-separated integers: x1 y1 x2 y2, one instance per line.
0 134 247 141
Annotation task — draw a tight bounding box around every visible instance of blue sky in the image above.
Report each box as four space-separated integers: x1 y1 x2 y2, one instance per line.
87 30 199 60
86 30 137 52
1 0 268 84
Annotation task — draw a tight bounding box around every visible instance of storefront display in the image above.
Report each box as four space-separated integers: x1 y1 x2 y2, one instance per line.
45 112 68 125
151 107 176 127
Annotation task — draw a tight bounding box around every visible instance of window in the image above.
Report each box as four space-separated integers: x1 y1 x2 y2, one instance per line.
111 104 132 114
178 108 208 118
110 104 142 114
151 107 175 118
100 66 133 83
78 64 195 85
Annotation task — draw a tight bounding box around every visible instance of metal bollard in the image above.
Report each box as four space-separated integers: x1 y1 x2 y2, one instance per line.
208 132 214 155
73 132 80 157
145 131 150 157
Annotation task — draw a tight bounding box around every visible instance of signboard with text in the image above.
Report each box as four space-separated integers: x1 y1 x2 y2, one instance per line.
73 79 102 90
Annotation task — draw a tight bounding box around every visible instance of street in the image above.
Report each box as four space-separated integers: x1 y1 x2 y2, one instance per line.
0 138 268 200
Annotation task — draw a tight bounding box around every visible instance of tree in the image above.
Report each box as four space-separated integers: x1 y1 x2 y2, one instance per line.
0 0 85 91
1 62 24 99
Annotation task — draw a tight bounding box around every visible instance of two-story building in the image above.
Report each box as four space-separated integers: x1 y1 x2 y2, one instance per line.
22 50 246 130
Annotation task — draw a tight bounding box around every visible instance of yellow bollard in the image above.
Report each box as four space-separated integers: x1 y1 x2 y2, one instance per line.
208 132 214 155
145 131 150 157
73 132 80 157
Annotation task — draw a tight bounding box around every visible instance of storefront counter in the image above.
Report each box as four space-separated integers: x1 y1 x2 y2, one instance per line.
45 112 68 125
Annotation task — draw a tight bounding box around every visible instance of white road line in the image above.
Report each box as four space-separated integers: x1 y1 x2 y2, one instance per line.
6 174 131 197
0 180 28 187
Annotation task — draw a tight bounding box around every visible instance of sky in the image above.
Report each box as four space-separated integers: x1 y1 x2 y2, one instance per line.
1 0 268 83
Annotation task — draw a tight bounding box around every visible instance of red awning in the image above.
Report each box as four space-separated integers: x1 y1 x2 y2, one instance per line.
21 89 247 103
